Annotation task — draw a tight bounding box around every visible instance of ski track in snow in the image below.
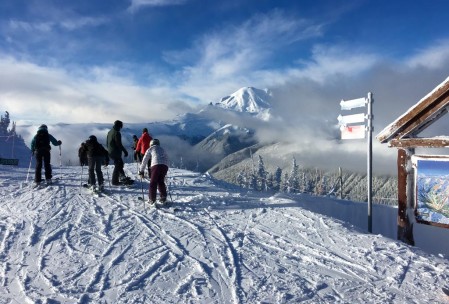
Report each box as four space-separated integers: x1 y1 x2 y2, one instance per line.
1 164 449 303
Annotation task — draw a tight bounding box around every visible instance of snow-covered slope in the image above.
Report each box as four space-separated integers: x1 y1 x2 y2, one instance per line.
193 124 257 170
1 164 449 303
215 87 272 120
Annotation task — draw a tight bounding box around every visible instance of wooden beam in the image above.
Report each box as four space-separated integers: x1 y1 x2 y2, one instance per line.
377 77 449 143
396 106 449 139
389 137 449 148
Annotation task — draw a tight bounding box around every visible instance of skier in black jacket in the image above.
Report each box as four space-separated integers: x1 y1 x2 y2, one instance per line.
80 135 109 191
106 120 131 185
30 124 62 186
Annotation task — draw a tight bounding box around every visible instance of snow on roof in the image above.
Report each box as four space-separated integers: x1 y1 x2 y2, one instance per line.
377 75 449 144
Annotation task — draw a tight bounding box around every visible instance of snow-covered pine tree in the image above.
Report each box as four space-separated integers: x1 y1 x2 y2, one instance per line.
0 111 10 136
287 157 300 193
266 172 274 191
249 172 258 190
179 157 184 169
236 171 245 188
273 167 282 191
282 172 289 192
257 155 267 191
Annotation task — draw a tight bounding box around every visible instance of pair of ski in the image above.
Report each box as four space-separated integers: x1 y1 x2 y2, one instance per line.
32 180 56 190
82 184 105 197
140 199 179 212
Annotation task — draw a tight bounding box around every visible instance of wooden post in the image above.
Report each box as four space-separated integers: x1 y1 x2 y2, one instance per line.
397 149 415 245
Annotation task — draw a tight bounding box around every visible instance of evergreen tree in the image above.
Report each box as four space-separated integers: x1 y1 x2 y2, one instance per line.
266 172 274 191
236 171 245 188
287 157 300 193
0 111 10 136
281 172 289 192
179 157 184 169
10 121 16 136
257 155 267 191
273 167 282 191
248 172 258 190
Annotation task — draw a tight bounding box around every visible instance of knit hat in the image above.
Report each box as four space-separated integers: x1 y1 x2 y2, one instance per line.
142 128 148 133
114 120 123 128
150 138 160 146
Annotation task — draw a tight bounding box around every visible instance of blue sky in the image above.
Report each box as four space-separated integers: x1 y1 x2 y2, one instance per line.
1 0 449 128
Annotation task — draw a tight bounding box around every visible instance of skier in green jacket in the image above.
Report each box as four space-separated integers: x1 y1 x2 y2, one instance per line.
106 120 132 185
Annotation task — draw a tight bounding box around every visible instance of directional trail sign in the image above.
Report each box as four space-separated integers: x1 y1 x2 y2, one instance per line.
340 97 367 110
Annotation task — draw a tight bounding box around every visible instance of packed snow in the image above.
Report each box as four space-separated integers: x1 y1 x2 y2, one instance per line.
1 163 449 303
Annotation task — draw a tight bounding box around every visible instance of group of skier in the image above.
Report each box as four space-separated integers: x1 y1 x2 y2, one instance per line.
31 120 169 206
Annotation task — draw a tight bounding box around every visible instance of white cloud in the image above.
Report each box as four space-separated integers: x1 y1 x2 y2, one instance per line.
8 20 53 32
292 45 379 83
0 56 187 124
405 39 449 69
173 10 325 102
8 16 108 33
60 16 109 31
128 0 188 12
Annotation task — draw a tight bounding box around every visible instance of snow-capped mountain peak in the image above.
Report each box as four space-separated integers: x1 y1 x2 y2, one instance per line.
215 87 272 120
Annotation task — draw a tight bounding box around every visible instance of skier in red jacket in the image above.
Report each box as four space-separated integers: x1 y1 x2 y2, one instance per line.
135 128 152 176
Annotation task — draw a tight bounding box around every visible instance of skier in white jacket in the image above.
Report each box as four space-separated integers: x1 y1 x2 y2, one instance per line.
138 139 169 206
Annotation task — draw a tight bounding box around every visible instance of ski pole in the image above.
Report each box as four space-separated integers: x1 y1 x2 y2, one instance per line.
59 145 62 179
106 166 111 187
140 175 145 208
26 153 33 183
168 181 173 203
165 175 173 203
80 165 84 194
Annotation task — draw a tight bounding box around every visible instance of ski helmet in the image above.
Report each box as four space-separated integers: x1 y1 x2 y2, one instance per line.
150 139 160 146
89 135 97 142
114 120 123 128
39 124 48 130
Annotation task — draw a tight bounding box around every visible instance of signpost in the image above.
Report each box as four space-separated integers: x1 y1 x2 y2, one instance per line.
338 93 374 233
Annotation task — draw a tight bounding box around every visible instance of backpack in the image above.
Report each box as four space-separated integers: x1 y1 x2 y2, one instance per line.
35 130 50 150
78 143 88 165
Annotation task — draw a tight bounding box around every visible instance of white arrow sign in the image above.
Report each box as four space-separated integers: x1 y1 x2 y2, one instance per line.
340 97 366 110
337 113 366 126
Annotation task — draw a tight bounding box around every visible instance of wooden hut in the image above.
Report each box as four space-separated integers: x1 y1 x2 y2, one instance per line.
377 76 449 245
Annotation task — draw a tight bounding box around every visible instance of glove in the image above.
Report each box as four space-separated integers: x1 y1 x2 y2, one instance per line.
124 150 128 157
57 140 62 145
138 171 144 178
